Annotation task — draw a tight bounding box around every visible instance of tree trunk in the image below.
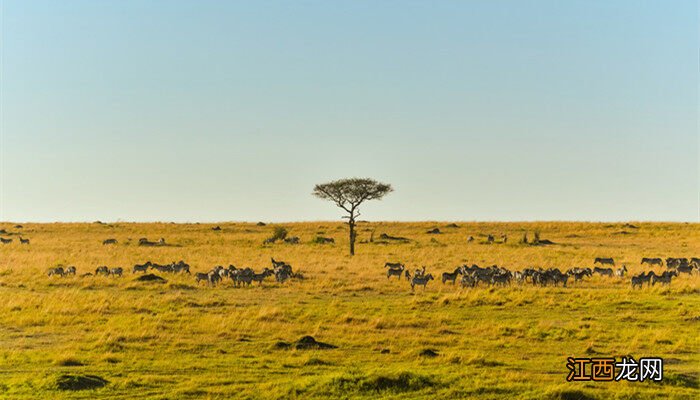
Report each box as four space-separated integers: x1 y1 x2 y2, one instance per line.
349 218 355 256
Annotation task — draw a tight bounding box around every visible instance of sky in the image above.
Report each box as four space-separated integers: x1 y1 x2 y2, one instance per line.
0 0 698 222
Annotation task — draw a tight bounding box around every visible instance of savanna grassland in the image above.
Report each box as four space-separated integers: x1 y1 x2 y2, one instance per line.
0 221 698 400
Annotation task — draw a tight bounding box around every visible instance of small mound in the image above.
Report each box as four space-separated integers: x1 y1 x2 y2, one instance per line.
55 374 108 391
426 228 441 234
419 348 439 358
445 223 459 228
273 341 291 349
55 358 84 367
212 226 222 231
135 274 167 283
256 222 267 226
295 336 337 350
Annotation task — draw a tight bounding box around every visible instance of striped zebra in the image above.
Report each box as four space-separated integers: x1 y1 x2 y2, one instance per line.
48 267 65 277
594 258 615 266
65 266 76 276
132 261 151 273
19 237 30 245
110 267 123 277
95 266 110 276
386 265 404 280
441 267 463 284
411 274 434 291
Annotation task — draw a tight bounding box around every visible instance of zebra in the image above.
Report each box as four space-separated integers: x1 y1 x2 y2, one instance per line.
411 274 434 291
384 262 404 269
95 266 110 276
172 261 191 274
594 258 615 266
0 237 12 244
676 264 696 275
631 273 648 289
614 265 627 277
151 263 173 273
19 237 30 245
65 266 76 276
386 265 404 280
501 234 508 243
110 267 123 277
208 271 222 285
491 273 512 286
487 234 495 244
641 258 662 266
251 269 273 285
102 239 118 245
48 267 65 277
460 274 476 288
157 238 166 246
441 267 463 284
195 272 210 284
467 236 474 243
132 261 151 273
651 271 676 286
593 267 613 277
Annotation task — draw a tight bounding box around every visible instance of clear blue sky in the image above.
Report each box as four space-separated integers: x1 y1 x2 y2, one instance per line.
1 1 698 222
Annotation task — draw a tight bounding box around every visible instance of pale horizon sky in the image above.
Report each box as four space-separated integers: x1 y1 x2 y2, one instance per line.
1 1 698 223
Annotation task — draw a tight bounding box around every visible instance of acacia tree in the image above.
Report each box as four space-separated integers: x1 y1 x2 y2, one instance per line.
312 178 393 255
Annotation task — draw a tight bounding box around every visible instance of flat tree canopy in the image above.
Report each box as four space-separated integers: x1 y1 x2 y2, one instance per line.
312 178 393 255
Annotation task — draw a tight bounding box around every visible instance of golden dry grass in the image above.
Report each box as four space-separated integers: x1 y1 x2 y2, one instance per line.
0 221 698 399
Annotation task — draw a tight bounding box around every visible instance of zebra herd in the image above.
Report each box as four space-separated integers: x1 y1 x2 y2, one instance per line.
194 258 299 286
384 256 699 291
46 258 300 287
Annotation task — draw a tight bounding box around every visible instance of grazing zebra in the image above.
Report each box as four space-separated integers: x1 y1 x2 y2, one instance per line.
132 261 151 273
460 274 476 288
208 271 222 285
641 257 662 266
651 271 676 286
441 267 463 284
251 269 273 285
676 264 695 275
614 265 627 277
594 258 615 266
102 239 118 245
95 266 110 276
490 273 511 286
65 266 76 276
567 268 592 283
386 266 404 280
47 267 65 277
151 263 173 273
110 267 123 277
0 237 12 244
172 261 191 274
195 272 210 284
631 273 648 289
411 274 434 291
19 237 30 245
593 267 613 277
